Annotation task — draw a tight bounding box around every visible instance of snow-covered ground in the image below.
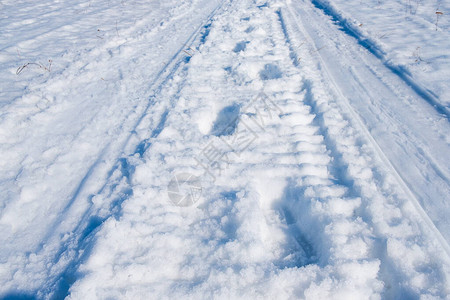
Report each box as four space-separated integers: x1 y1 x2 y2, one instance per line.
0 0 449 299
311 0 450 110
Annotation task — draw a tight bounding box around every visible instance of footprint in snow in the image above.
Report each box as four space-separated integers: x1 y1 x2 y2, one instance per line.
233 41 248 53
211 104 241 137
260 63 282 80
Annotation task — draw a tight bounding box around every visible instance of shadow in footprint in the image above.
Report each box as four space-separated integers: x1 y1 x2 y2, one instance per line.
245 26 254 33
211 104 240 136
259 63 282 80
257 3 268 9
272 178 318 268
233 41 248 53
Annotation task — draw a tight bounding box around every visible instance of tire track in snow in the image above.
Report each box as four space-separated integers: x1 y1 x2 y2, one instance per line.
68 2 381 297
287 0 450 251
35 2 230 299
1 0 210 256
66 3 328 295
309 0 450 120
281 3 450 298
290 0 450 245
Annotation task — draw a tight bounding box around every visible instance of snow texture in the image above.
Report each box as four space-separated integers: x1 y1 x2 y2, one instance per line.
0 0 449 299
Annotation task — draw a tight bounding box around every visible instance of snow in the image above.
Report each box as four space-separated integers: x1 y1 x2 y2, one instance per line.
0 0 449 299
311 0 450 110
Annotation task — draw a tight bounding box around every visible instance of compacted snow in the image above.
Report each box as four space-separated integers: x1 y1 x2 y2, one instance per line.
0 0 449 299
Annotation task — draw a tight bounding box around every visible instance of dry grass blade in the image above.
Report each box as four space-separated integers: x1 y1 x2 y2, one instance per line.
16 60 52 75
435 10 444 31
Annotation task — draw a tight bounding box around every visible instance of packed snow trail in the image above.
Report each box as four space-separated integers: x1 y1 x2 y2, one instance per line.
0 0 449 299
65 0 448 299
284 0 450 248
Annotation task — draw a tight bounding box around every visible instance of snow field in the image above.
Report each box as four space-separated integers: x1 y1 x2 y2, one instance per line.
0 0 449 299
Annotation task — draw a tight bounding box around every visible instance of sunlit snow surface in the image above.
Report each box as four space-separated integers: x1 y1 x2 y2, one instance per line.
0 0 449 299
